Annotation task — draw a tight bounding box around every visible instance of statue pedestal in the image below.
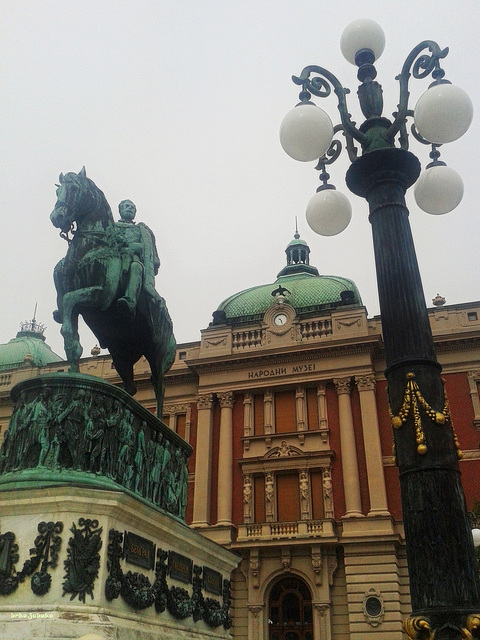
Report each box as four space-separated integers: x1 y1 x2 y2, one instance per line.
0 485 238 640
0 375 239 639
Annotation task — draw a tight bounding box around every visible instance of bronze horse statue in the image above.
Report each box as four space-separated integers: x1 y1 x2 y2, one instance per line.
50 168 176 415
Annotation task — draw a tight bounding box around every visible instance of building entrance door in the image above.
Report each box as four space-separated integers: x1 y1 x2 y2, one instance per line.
268 576 313 640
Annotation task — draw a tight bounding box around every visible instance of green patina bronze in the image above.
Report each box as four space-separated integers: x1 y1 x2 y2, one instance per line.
0 374 191 520
50 168 175 416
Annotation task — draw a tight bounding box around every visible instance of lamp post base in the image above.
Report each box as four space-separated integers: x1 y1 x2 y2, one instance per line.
403 612 480 640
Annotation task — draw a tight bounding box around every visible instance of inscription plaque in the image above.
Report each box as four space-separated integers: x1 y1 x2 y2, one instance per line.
169 551 193 584
124 532 155 570
203 566 222 595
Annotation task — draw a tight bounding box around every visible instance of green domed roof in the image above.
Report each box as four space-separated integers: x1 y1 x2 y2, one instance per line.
213 233 362 325
0 320 63 371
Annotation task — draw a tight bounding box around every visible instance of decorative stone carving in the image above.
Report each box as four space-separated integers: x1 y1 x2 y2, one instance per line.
218 391 234 409
323 468 334 518
315 604 330 639
249 549 260 588
363 588 385 627
265 441 301 458
243 393 253 437
296 386 306 431
265 472 275 521
334 377 352 395
467 370 480 429
317 383 330 444
196 394 214 410
243 474 253 523
311 546 322 585
327 554 338 586
300 470 310 520
281 547 291 571
264 390 273 434
355 373 376 392
248 605 264 640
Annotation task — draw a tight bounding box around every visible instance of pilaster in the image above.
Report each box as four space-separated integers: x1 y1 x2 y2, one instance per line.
334 377 363 517
355 374 389 516
191 393 214 527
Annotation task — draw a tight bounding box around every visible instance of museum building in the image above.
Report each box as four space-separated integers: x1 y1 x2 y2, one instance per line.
1 232 480 640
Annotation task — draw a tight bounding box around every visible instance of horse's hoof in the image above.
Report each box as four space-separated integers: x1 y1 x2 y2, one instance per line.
124 383 137 396
53 310 62 324
117 297 135 320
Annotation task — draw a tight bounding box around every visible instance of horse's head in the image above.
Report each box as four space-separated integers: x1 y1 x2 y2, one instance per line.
51 167 113 239
50 167 90 235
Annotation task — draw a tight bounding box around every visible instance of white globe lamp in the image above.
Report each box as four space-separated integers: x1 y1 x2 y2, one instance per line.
414 84 473 144
280 103 334 162
340 19 385 65
414 164 464 215
306 189 352 236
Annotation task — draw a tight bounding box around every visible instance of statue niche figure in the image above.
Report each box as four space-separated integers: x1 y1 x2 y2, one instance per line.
51 168 176 415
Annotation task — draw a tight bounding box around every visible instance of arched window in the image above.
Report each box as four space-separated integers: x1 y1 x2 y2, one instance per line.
268 576 313 640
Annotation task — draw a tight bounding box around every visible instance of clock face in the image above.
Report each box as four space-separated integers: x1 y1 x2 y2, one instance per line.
273 313 288 326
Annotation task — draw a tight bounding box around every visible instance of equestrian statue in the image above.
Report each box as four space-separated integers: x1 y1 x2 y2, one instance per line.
50 167 176 415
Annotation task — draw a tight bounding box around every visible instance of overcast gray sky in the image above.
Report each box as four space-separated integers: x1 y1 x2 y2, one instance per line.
1 0 479 359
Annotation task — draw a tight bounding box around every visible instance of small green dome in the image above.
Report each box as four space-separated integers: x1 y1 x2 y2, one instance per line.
0 321 63 371
212 233 362 325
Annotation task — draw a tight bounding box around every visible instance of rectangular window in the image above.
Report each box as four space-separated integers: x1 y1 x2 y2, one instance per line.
306 388 319 430
254 475 266 523
276 473 300 522
310 470 325 520
162 415 170 426
275 390 296 433
254 394 264 436
177 413 186 440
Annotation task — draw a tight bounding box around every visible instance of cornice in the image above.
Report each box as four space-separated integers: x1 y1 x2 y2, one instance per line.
185 335 383 375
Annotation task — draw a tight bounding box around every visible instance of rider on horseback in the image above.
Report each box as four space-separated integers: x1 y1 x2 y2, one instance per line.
115 199 160 320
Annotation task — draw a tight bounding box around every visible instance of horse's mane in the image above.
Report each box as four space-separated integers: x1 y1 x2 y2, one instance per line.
63 171 114 227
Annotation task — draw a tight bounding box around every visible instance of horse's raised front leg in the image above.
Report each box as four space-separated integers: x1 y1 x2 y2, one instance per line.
60 286 104 372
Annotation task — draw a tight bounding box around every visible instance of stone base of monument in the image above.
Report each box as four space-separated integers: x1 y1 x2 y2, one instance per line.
0 375 239 640
0 486 238 639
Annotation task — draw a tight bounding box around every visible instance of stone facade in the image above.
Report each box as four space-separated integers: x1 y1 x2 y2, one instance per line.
1 300 480 639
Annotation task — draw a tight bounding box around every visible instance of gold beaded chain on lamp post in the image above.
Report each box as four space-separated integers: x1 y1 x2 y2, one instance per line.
389 372 463 458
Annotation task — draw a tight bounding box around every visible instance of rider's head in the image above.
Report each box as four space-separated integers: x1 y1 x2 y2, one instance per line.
119 200 137 222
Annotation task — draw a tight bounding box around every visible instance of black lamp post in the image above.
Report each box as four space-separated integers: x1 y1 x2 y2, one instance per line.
280 19 479 640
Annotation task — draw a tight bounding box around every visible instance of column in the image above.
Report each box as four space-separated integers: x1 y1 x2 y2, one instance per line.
192 393 214 527
217 391 234 526
355 374 390 516
333 377 363 517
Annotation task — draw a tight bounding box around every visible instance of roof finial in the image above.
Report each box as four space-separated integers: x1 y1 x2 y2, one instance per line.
294 216 300 239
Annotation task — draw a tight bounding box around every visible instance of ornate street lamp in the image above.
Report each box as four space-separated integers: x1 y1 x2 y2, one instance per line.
280 19 479 640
